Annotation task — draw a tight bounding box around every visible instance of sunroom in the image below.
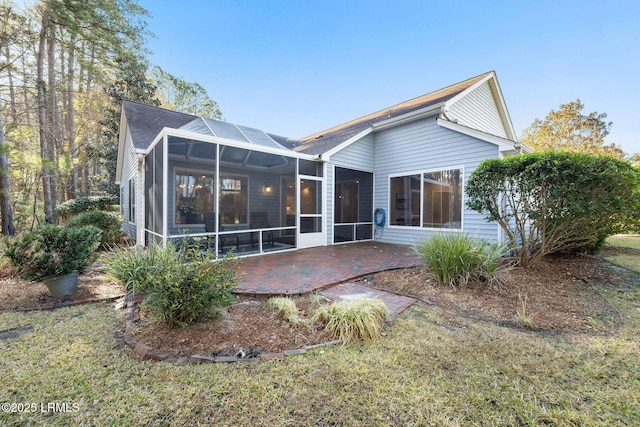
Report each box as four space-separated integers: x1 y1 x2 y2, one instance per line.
141 117 324 257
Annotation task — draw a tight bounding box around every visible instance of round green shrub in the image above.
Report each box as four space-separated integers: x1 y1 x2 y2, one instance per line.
56 195 118 221
3 225 102 281
66 210 123 247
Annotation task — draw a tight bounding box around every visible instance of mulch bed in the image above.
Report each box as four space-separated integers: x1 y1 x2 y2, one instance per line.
1 250 636 359
0 261 125 313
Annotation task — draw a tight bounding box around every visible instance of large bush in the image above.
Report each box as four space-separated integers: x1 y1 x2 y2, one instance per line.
56 195 119 221
107 243 239 328
3 225 101 281
466 152 640 266
414 233 507 287
66 210 123 247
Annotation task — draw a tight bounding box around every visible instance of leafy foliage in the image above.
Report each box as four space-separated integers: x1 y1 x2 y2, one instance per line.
414 233 507 287
108 242 240 328
3 224 101 280
65 210 123 247
150 66 223 118
314 298 389 343
56 195 119 221
521 99 624 158
107 243 179 292
466 152 640 266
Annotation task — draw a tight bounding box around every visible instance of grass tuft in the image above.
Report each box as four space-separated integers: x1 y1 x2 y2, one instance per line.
414 233 508 287
266 297 309 326
314 297 389 343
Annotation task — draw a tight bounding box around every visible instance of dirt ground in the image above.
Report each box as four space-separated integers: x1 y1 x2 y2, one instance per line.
0 261 124 312
1 249 636 358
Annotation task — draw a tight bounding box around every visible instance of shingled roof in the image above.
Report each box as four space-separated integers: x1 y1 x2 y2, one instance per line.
294 72 492 155
123 100 197 151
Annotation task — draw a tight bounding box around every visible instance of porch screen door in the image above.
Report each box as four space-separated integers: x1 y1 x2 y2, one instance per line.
298 177 324 248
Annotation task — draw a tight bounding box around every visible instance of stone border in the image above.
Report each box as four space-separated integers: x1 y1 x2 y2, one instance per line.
122 293 343 364
0 294 127 315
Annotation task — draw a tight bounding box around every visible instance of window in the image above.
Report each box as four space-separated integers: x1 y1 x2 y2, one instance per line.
175 171 215 225
390 168 462 229
219 175 248 225
128 178 136 222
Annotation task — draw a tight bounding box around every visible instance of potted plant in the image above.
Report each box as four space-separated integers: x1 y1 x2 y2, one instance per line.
3 225 102 298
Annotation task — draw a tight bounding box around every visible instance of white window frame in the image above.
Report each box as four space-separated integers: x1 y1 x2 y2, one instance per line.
388 166 465 231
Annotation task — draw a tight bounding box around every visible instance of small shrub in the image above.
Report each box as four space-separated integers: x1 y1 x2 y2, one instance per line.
3 225 101 281
414 233 507 287
106 244 179 292
115 242 240 328
314 297 389 343
66 210 123 247
266 297 309 326
56 195 119 221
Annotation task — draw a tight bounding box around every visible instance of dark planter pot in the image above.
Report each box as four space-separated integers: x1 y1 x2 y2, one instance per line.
42 271 79 299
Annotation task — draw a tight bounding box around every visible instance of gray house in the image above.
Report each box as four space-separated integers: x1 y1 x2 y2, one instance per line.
116 71 524 256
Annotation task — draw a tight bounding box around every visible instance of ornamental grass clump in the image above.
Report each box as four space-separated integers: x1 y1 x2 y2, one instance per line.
314 297 389 343
266 297 309 326
414 233 507 287
107 243 180 292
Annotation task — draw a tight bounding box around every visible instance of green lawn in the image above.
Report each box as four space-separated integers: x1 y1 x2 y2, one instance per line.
2 276 640 426
606 234 640 273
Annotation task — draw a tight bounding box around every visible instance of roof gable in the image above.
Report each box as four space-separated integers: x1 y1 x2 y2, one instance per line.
295 72 494 155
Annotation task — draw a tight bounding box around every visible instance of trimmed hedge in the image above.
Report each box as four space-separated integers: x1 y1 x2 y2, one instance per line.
56 195 119 221
466 152 640 266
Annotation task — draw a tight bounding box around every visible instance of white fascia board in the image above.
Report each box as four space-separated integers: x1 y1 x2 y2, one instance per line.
371 103 444 131
145 127 317 161
115 107 128 185
320 128 373 160
444 71 518 142
445 72 495 106
436 118 516 152
321 104 444 161
487 74 518 141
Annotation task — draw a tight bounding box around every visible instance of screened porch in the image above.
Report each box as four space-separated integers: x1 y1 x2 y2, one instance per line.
143 129 319 257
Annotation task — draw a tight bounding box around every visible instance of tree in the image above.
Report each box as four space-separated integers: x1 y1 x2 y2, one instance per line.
466 152 640 267
521 99 624 158
0 98 15 235
150 66 222 118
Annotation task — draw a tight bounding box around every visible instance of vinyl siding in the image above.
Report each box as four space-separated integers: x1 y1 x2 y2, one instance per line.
446 81 507 138
120 127 138 240
373 117 500 246
326 135 375 244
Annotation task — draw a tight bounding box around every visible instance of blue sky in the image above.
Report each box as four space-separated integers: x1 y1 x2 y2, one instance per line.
138 0 640 155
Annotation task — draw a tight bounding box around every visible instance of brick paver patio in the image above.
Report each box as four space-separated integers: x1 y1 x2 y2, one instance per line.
235 241 421 317
235 241 421 295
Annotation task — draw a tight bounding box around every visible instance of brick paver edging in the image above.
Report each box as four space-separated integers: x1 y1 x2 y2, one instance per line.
0 293 127 315
122 293 344 364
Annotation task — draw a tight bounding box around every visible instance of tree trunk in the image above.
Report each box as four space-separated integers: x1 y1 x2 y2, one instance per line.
66 33 77 199
37 13 54 224
4 45 18 123
46 21 58 213
0 99 16 236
